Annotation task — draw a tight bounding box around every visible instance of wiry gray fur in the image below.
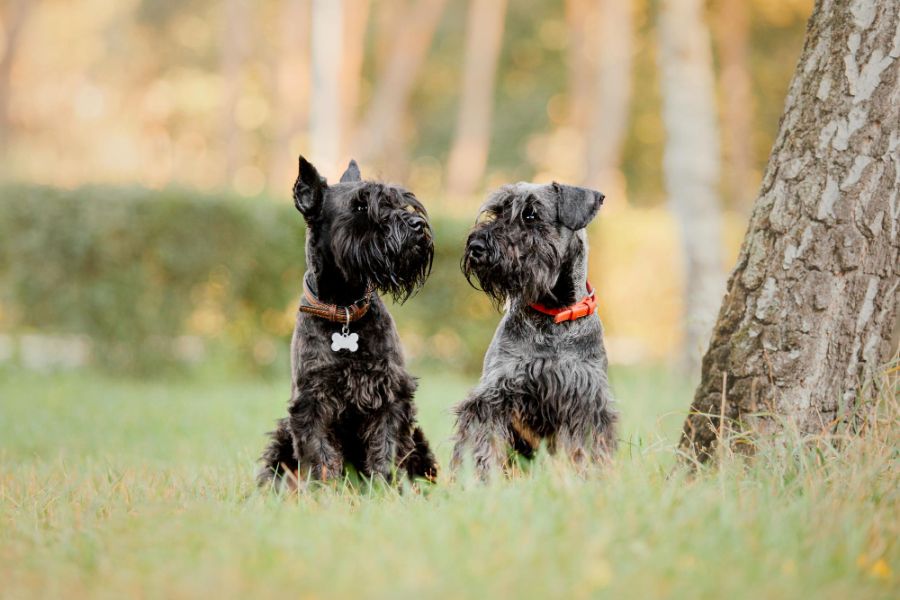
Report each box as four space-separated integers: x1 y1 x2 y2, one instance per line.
452 182 618 479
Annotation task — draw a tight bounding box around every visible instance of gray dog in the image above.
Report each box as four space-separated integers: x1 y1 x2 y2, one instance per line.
451 182 618 479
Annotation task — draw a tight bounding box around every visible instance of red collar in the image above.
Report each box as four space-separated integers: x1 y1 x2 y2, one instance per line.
529 282 597 323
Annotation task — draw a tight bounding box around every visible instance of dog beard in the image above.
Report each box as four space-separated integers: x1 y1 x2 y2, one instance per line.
331 211 434 303
462 229 562 307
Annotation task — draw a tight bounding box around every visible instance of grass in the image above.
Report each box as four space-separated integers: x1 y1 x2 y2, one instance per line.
0 364 896 599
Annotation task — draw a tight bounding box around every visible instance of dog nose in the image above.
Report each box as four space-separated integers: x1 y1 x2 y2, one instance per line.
467 239 486 261
409 216 425 233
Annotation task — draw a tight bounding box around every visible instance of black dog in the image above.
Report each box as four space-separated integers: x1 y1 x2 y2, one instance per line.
451 182 618 479
257 157 438 489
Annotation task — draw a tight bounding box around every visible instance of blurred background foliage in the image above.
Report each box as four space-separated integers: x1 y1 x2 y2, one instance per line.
0 0 813 375
0 185 491 374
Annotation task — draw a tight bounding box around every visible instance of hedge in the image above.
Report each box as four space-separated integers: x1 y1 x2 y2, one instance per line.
0 185 496 375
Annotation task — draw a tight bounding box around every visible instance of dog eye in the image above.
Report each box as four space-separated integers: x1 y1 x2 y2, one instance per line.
522 206 537 223
353 198 367 213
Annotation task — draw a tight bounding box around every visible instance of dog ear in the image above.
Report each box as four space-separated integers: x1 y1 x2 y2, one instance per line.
294 155 327 217
553 182 605 230
339 159 361 183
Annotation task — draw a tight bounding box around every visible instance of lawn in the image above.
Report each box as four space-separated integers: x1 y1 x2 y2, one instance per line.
0 365 896 599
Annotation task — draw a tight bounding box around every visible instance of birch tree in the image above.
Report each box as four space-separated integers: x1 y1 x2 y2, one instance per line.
221 0 250 176
566 0 634 190
310 0 345 177
271 0 368 183
0 0 30 157
268 0 310 187
445 0 508 198
716 0 755 210
658 0 725 374
339 0 371 157
681 0 900 461
354 0 448 169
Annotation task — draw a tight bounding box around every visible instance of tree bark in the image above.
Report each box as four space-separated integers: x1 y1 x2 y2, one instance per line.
353 0 448 170
0 0 31 157
445 0 507 197
658 0 726 374
681 0 900 462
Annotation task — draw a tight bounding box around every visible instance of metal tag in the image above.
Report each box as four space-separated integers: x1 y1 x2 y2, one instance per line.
331 331 359 352
331 307 358 352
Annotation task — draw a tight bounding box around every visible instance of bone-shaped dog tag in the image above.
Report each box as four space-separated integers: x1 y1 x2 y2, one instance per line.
331 332 359 352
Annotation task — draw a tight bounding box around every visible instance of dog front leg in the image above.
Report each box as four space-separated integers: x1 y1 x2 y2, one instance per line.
451 395 509 481
554 402 618 469
552 425 590 470
360 404 405 482
399 425 439 482
288 396 343 482
589 403 619 465
256 417 298 489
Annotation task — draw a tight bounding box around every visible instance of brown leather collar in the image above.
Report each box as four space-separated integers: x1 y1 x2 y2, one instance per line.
298 277 373 323
529 282 597 323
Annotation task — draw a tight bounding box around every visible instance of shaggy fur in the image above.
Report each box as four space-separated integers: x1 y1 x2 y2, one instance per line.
452 182 618 479
257 156 437 489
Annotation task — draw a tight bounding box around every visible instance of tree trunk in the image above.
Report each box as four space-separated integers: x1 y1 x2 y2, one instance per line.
658 0 725 374
565 0 634 191
373 0 403 70
565 0 633 192
0 0 31 157
268 0 311 189
221 0 250 178
353 0 448 170
565 0 593 136
715 0 755 211
339 0 371 158
681 0 900 462
310 0 345 178
445 0 507 197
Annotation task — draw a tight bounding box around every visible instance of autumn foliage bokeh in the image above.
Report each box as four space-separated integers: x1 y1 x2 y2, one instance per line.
0 0 814 372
